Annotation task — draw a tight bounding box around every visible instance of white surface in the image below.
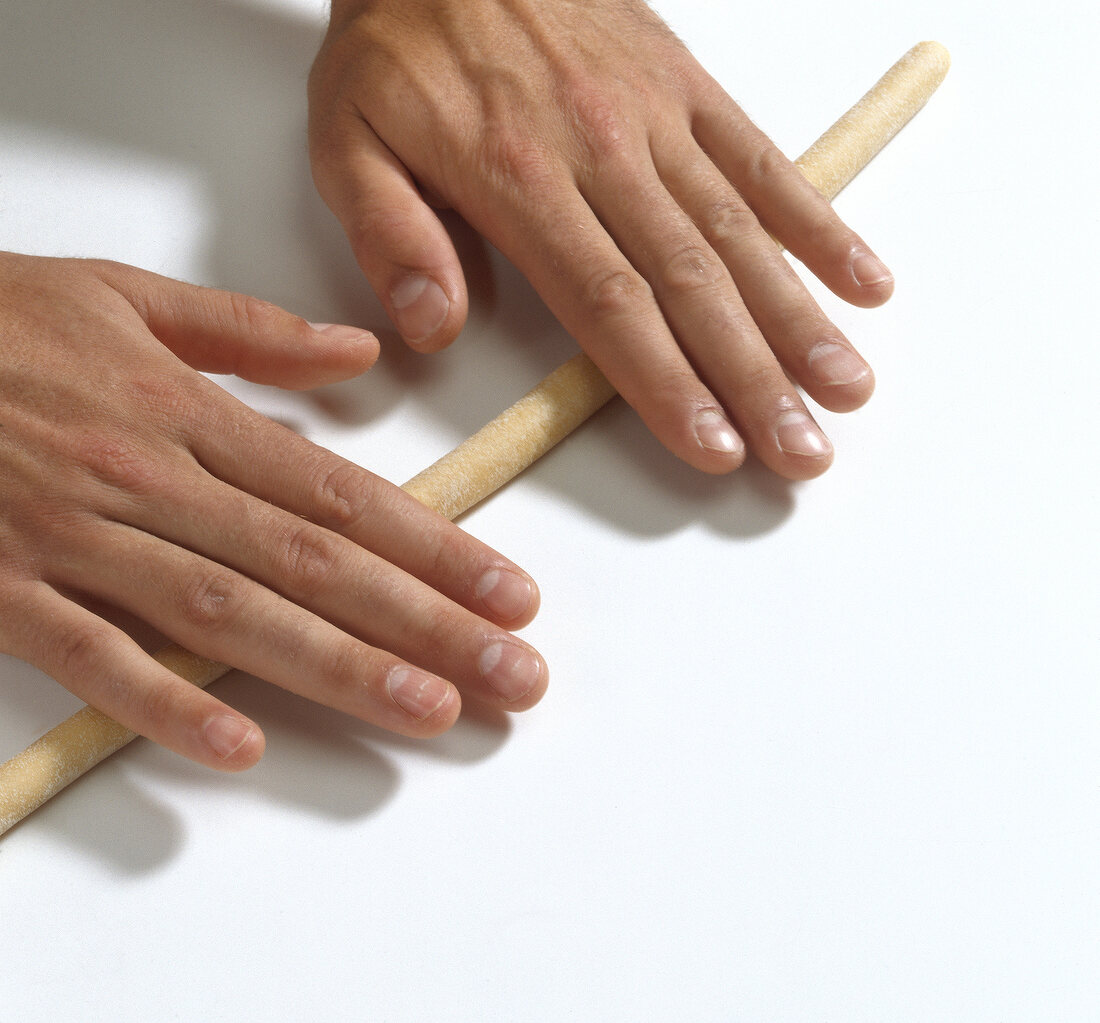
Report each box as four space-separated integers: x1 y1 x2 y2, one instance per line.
1 1 1097 1020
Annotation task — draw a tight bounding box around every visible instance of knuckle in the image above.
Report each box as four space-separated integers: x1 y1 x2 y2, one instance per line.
480 128 555 189
746 142 792 186
704 195 759 247
568 82 633 159
85 257 140 291
0 588 21 654
424 531 463 586
134 679 180 735
74 434 166 495
52 621 110 680
353 203 422 251
178 572 242 631
0 522 37 581
308 459 369 532
282 524 341 597
660 243 725 295
228 290 281 337
804 206 847 249
583 266 653 319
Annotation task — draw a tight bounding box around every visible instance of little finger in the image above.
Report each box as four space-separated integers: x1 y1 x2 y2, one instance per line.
2 581 264 770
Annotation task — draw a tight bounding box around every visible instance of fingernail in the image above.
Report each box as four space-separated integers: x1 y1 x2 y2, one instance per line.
808 342 871 387
307 322 375 344
478 640 543 703
204 715 254 761
693 409 744 456
387 665 452 720
775 410 832 459
475 568 535 623
850 250 893 288
390 275 449 344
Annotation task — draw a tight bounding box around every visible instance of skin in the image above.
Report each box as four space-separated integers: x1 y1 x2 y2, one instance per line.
0 253 545 771
4 0 892 772
308 0 894 482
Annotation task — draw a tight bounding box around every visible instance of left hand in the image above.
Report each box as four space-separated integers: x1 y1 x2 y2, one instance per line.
308 0 893 481
0 253 546 771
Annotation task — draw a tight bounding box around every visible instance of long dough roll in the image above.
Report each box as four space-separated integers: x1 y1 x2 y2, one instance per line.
0 42 950 837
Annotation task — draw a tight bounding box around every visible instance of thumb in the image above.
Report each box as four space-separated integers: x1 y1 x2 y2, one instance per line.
309 118 468 353
99 263 380 390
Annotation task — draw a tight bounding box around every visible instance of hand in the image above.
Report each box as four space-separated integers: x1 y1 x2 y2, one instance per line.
0 252 545 770
308 0 893 481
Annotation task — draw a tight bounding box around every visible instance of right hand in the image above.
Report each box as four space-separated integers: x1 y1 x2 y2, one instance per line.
308 0 892 481
0 252 546 770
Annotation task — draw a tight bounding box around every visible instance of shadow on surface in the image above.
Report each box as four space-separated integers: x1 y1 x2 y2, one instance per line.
4 669 512 874
133 670 511 821
27 765 187 876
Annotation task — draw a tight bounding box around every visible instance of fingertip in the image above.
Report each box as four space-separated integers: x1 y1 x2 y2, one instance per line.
760 408 835 481
202 714 266 772
778 459 833 482
478 640 548 711
386 665 462 734
691 408 748 474
308 321 379 346
475 567 541 629
260 321 379 390
848 249 895 307
389 273 465 352
805 341 876 413
814 371 876 414
307 321 380 365
410 692 463 737
640 406 749 476
868 276 895 306
509 651 549 712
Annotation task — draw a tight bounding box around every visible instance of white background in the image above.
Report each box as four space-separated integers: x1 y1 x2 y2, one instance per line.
2 1 1097 1020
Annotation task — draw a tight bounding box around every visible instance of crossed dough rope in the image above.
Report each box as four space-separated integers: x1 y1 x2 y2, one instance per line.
0 42 951 836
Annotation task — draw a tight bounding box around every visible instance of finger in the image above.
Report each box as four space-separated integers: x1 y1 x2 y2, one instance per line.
92 261 380 389
3 581 265 771
309 115 468 351
460 165 746 474
656 145 876 416
692 95 894 308
64 524 466 737
105 471 548 710
188 410 541 629
585 156 833 480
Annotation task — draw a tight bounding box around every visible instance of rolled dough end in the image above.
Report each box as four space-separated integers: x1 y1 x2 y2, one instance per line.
796 40 951 201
